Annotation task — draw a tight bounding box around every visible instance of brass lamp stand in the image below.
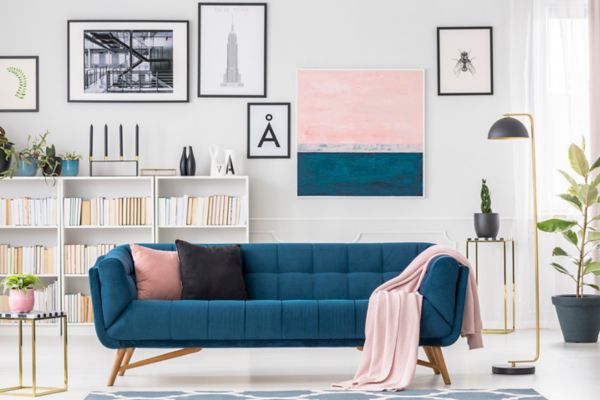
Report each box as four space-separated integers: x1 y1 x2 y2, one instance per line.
487 113 540 375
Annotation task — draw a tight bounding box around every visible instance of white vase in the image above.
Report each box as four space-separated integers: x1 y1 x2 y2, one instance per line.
224 149 236 175
209 145 220 177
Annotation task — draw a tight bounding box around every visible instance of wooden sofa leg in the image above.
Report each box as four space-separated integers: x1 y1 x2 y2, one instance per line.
423 346 440 375
108 349 127 386
432 347 451 385
119 348 135 376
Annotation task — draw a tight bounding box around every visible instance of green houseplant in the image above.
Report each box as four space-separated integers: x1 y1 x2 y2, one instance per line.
39 144 62 177
0 126 14 175
61 151 81 176
1 131 51 177
474 179 500 238
0 274 45 313
537 140 600 343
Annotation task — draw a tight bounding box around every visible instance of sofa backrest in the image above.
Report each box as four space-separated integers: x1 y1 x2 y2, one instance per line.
135 242 432 300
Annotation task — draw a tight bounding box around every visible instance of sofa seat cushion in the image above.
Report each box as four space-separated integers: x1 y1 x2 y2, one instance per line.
106 298 453 342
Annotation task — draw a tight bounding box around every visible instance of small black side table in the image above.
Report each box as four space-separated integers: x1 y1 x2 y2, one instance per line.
466 238 516 334
0 311 68 397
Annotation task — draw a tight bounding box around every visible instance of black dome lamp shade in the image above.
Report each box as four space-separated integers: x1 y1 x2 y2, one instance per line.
488 116 530 140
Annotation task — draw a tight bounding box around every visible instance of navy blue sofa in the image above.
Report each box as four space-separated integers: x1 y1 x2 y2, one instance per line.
90 243 469 386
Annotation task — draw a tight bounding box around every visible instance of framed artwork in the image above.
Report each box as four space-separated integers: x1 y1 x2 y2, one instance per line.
297 69 424 197
437 27 493 95
198 3 267 97
247 102 290 158
67 20 189 103
0 56 39 112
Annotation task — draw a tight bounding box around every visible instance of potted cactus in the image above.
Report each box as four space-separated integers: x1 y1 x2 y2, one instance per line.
0 126 13 175
0 274 46 313
474 179 500 238
537 140 600 343
61 152 81 176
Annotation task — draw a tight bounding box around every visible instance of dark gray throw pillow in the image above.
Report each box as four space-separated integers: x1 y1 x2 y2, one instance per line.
175 240 248 300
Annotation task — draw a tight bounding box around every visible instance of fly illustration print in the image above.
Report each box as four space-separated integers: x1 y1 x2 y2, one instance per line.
454 50 476 76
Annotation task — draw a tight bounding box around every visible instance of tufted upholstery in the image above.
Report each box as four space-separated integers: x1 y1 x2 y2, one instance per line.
90 243 469 350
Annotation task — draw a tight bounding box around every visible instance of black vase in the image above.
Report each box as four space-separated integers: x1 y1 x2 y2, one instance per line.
179 147 188 176
186 146 196 176
0 143 12 174
474 213 500 239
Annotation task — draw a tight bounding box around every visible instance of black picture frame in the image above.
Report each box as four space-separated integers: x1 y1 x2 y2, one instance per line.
437 26 494 96
67 20 190 103
247 102 290 159
0 56 39 112
198 3 267 98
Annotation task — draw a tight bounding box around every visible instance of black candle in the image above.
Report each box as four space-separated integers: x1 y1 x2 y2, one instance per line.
119 124 123 158
89 125 93 158
104 124 108 158
135 124 139 158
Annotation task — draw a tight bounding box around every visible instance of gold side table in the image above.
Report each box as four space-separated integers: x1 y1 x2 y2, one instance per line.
0 311 67 397
466 238 516 334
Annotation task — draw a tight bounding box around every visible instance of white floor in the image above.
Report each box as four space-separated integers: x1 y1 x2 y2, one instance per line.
0 329 597 400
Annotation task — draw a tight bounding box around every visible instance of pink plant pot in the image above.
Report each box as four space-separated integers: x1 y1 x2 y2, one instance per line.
8 289 35 313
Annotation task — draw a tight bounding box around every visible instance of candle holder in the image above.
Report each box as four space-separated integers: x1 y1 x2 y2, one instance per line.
89 124 140 177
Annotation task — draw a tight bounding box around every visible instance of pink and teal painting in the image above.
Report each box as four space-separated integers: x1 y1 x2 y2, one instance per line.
297 69 424 196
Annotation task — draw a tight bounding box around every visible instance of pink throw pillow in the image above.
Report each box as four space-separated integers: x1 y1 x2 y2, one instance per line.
131 243 182 300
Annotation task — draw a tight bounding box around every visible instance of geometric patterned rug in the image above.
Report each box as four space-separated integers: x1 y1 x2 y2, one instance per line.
84 388 546 400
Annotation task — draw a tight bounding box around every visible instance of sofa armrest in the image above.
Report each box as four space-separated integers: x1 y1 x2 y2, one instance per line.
89 245 137 330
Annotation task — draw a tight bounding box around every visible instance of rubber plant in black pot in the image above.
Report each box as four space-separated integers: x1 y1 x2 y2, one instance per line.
474 179 500 238
537 140 600 343
0 127 13 176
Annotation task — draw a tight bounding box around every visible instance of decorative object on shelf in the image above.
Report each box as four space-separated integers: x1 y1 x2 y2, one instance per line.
247 103 290 158
474 179 499 238
437 27 493 95
209 145 220 176
179 146 188 176
466 238 516 334
67 20 189 103
0 311 68 397
89 123 139 176
224 149 235 175
0 56 39 112
198 3 267 97
537 139 600 343
0 126 13 174
3 130 49 177
487 113 538 375
297 69 424 196
62 152 82 176
39 144 62 177
140 168 177 176
0 273 46 313
186 146 196 176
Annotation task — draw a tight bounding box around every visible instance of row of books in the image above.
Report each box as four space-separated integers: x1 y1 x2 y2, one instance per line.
34 281 60 313
157 195 247 226
64 244 115 275
0 245 56 275
64 197 152 226
0 198 57 226
64 293 93 323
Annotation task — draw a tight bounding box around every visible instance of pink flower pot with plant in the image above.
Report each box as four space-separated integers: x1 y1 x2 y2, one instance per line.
0 274 45 314
8 288 35 313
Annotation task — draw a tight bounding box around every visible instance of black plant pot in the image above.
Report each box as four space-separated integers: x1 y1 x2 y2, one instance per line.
42 157 62 177
474 213 499 238
0 143 13 173
552 295 600 343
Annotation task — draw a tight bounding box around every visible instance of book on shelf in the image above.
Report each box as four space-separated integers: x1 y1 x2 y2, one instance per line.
158 195 247 226
64 293 93 323
63 244 115 275
64 197 152 226
0 197 57 226
0 244 55 275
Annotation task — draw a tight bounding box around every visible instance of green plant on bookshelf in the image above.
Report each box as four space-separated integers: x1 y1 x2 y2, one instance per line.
1 130 54 178
63 152 82 161
38 144 62 177
0 274 45 293
0 127 14 175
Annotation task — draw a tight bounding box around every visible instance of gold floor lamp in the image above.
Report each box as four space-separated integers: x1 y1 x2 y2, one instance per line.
487 113 540 375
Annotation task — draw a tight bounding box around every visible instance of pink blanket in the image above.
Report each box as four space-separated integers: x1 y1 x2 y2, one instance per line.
333 245 483 391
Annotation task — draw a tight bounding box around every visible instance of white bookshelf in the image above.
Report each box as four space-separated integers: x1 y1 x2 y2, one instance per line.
0 176 250 329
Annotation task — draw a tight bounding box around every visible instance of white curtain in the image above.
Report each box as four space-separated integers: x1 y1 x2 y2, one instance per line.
509 0 589 328
590 0 600 287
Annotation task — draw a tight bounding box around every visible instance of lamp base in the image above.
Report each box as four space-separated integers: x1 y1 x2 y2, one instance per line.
492 364 535 375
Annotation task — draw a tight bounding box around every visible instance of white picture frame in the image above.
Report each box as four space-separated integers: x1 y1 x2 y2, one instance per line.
247 103 290 158
0 56 38 112
199 3 267 97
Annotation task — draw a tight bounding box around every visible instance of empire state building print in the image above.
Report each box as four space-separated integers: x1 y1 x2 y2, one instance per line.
221 18 243 87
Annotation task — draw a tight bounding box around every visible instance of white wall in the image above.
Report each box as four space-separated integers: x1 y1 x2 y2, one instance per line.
0 0 537 326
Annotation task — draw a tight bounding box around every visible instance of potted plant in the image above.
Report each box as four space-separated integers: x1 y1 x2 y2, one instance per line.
0 274 46 313
0 126 13 175
2 131 50 177
474 179 499 238
61 152 82 176
537 140 600 343
39 144 62 177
